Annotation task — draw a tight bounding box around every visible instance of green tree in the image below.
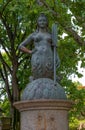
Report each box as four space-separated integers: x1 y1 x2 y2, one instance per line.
0 0 38 129
68 81 85 130
0 0 85 130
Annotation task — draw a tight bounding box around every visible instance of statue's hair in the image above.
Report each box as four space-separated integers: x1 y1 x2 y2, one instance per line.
38 13 48 22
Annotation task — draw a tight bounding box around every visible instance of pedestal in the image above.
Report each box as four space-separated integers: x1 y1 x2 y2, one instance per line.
14 100 73 130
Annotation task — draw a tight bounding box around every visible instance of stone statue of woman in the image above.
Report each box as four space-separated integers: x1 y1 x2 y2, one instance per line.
19 13 60 80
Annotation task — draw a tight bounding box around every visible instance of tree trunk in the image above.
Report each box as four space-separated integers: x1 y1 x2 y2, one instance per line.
10 105 20 130
11 52 20 130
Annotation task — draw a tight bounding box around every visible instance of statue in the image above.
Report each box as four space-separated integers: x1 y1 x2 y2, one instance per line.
19 13 60 81
18 13 66 100
14 14 72 130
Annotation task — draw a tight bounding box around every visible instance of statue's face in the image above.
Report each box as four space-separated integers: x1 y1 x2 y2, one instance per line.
37 16 48 28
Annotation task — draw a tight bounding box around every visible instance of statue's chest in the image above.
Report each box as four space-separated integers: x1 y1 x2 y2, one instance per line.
33 33 52 43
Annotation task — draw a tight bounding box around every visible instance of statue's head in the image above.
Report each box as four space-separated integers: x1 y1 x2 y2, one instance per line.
37 13 48 30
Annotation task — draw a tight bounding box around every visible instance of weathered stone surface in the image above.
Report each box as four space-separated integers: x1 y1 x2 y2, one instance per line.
14 100 73 130
21 78 67 100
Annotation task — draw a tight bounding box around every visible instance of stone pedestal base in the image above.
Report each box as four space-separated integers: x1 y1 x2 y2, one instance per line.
14 100 73 130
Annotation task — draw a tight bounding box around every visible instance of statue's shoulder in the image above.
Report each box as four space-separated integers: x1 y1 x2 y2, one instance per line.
30 31 38 39
27 32 37 40
32 31 38 36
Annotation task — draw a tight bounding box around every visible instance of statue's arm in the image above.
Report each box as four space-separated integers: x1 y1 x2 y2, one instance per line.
18 34 33 54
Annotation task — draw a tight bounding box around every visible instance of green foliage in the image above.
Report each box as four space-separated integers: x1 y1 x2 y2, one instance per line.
69 117 79 130
69 118 85 130
0 0 85 129
0 99 10 116
64 81 85 116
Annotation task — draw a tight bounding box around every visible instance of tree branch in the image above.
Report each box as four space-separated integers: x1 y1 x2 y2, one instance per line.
39 0 85 46
0 67 13 104
1 0 12 14
40 0 57 15
64 26 85 46
0 39 12 60
0 52 12 74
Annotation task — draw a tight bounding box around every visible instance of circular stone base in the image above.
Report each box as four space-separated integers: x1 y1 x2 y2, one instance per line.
21 78 67 100
14 100 73 130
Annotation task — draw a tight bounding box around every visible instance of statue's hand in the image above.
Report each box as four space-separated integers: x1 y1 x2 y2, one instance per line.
32 48 37 54
28 50 32 54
